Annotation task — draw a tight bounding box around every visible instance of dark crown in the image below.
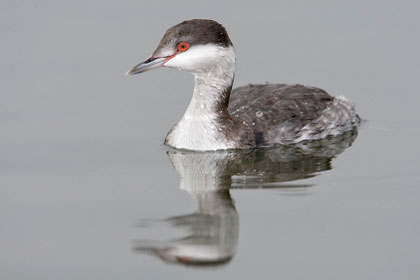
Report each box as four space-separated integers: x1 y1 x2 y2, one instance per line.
153 19 232 55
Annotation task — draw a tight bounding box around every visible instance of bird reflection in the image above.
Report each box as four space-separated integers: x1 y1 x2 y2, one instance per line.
132 131 357 267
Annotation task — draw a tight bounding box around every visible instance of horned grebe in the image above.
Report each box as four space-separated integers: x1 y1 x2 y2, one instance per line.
126 19 360 151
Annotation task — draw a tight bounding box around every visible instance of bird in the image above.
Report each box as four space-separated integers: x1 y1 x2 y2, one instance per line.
126 19 360 151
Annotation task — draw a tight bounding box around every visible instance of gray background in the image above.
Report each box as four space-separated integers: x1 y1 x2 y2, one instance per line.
1 0 420 279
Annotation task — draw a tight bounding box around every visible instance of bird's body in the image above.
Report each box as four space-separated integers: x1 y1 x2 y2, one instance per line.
227 84 358 147
127 19 359 151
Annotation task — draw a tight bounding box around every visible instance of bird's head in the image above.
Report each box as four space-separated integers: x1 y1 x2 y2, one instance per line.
126 19 235 75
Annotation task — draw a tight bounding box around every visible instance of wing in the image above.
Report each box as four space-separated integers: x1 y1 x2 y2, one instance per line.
228 84 334 144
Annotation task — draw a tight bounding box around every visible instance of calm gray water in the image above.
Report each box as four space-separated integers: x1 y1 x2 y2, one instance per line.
2 1 420 279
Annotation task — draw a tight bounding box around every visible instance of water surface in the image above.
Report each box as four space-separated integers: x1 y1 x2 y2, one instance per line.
1 1 420 279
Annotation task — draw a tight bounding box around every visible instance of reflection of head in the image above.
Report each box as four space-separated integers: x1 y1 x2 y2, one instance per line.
135 190 237 267
133 189 238 267
132 131 357 267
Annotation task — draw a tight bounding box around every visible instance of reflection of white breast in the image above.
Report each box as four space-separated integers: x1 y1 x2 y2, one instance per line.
168 151 234 192
159 244 229 263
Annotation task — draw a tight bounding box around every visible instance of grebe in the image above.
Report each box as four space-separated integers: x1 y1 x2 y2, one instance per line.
126 19 360 151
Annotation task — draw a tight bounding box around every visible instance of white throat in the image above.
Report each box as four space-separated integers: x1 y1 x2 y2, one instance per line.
165 45 236 151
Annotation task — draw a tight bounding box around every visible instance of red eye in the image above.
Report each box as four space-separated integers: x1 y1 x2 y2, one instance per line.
177 42 190 52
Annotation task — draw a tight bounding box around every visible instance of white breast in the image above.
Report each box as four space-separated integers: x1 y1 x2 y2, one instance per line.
166 114 233 151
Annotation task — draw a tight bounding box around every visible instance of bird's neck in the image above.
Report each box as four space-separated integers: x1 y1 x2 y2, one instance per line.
185 56 235 117
165 47 236 151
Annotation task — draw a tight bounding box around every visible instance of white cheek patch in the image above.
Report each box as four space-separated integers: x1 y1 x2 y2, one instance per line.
164 44 234 72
